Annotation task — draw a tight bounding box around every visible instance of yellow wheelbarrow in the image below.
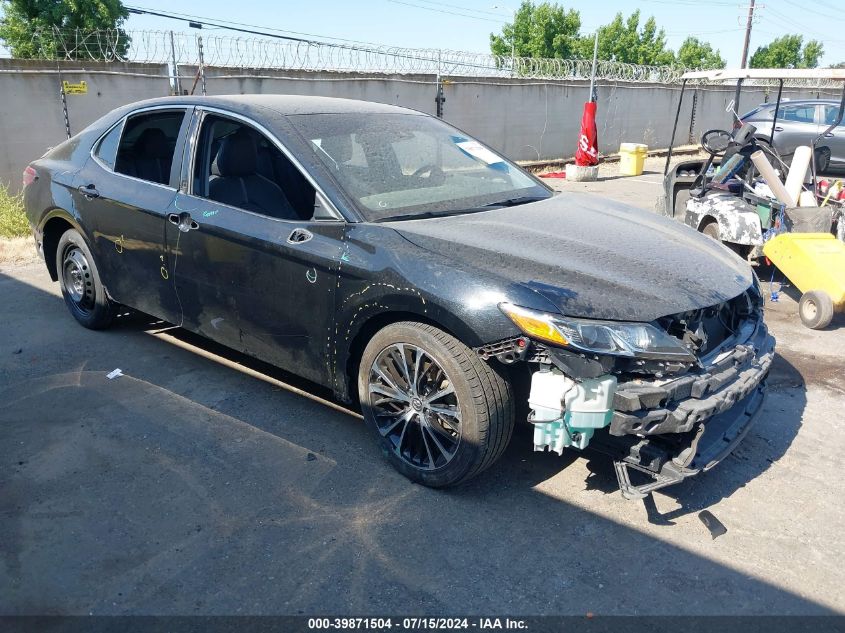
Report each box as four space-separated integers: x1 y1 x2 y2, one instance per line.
763 233 845 329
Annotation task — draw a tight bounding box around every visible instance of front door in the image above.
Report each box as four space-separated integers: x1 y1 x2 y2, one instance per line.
820 104 845 170
73 108 191 323
772 103 820 157
168 110 344 386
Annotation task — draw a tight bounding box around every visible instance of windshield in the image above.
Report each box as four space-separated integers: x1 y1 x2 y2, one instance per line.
288 113 551 221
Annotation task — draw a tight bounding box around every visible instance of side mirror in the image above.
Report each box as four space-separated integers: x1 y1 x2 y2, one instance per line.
312 191 340 221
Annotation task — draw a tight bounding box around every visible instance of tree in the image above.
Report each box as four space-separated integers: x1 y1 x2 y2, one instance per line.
677 36 725 70
580 10 675 66
749 35 824 69
489 1 582 60
0 0 129 60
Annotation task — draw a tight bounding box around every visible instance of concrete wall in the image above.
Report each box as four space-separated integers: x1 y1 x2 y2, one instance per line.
2 59 841 192
0 59 170 190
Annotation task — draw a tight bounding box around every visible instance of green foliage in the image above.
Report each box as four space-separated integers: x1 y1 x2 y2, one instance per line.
0 0 129 59
0 184 29 239
677 37 726 70
490 1 582 59
584 10 675 65
749 35 824 69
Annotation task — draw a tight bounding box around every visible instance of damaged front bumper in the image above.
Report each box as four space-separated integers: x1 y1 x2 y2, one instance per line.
525 318 775 499
598 383 767 499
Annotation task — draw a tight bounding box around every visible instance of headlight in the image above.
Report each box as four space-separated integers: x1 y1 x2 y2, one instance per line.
499 303 696 362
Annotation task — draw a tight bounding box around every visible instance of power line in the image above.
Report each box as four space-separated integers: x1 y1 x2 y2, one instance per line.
386 0 506 23
126 5 390 47
410 0 509 18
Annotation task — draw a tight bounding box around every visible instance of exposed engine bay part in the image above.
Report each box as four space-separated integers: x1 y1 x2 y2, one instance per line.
528 367 617 452
475 335 532 364
515 302 772 498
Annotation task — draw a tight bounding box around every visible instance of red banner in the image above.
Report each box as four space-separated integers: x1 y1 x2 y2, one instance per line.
575 101 599 166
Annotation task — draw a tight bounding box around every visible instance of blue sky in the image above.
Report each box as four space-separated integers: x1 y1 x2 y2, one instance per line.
121 0 843 67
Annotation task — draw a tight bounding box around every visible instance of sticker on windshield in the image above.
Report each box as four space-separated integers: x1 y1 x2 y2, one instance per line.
454 139 504 166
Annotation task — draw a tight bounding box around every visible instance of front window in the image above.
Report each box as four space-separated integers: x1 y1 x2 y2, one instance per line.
190 114 316 221
289 113 551 221
778 104 816 124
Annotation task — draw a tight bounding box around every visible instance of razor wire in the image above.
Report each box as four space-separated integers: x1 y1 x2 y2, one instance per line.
22 28 844 88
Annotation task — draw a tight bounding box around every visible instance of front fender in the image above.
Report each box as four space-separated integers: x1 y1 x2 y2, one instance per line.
328 223 558 401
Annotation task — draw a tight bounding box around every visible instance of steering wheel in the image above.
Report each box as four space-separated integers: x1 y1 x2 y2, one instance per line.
700 129 733 156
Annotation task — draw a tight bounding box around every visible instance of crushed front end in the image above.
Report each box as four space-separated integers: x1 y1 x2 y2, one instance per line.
478 283 775 499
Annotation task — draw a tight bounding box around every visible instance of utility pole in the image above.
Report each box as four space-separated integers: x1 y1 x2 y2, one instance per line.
739 0 756 69
733 0 756 123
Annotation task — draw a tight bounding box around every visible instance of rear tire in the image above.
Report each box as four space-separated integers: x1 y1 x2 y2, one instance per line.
56 229 114 330
358 322 514 488
799 290 834 330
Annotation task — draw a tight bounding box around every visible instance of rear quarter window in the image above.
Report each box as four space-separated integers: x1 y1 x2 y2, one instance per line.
743 106 773 121
94 122 123 170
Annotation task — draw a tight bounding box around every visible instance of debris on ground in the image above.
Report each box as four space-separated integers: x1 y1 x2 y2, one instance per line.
698 510 728 539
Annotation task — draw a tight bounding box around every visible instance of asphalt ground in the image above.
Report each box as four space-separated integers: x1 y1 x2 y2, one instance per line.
2 159 844 616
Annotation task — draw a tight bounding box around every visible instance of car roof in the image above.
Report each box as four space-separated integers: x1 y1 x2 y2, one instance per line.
119 94 420 117
756 99 840 107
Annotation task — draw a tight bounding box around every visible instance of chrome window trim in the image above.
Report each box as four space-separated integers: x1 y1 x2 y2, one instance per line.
177 189 344 226
89 104 191 192
193 105 345 222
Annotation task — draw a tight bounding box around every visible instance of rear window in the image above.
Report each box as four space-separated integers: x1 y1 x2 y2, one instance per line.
111 110 186 186
742 105 772 121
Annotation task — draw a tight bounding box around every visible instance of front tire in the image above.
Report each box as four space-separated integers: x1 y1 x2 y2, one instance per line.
56 229 114 330
358 322 514 488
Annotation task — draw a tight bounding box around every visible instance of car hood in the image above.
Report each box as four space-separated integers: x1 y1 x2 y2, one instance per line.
390 192 753 321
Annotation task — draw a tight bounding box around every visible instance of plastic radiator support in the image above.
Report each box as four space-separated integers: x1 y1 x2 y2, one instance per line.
529 368 617 452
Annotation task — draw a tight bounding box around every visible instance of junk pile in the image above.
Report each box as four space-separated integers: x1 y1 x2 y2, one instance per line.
684 122 845 329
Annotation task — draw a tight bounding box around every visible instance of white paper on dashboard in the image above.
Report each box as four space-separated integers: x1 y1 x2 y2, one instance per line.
455 141 504 165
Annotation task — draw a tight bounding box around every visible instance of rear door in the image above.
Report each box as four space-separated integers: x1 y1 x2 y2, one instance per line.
167 109 345 385
73 107 192 322
772 103 820 156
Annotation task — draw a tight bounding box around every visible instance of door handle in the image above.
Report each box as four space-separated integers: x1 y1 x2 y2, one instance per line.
774 126 784 132
77 184 99 199
168 212 199 233
287 228 313 244
824 132 835 138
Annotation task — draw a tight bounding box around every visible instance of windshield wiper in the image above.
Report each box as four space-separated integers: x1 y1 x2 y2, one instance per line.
479 195 549 208
376 208 492 222
375 195 549 222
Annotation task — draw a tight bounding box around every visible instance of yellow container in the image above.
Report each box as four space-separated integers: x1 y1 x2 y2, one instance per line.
763 233 845 306
619 143 648 176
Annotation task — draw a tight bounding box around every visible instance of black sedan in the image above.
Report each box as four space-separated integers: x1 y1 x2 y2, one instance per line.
23 95 774 498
